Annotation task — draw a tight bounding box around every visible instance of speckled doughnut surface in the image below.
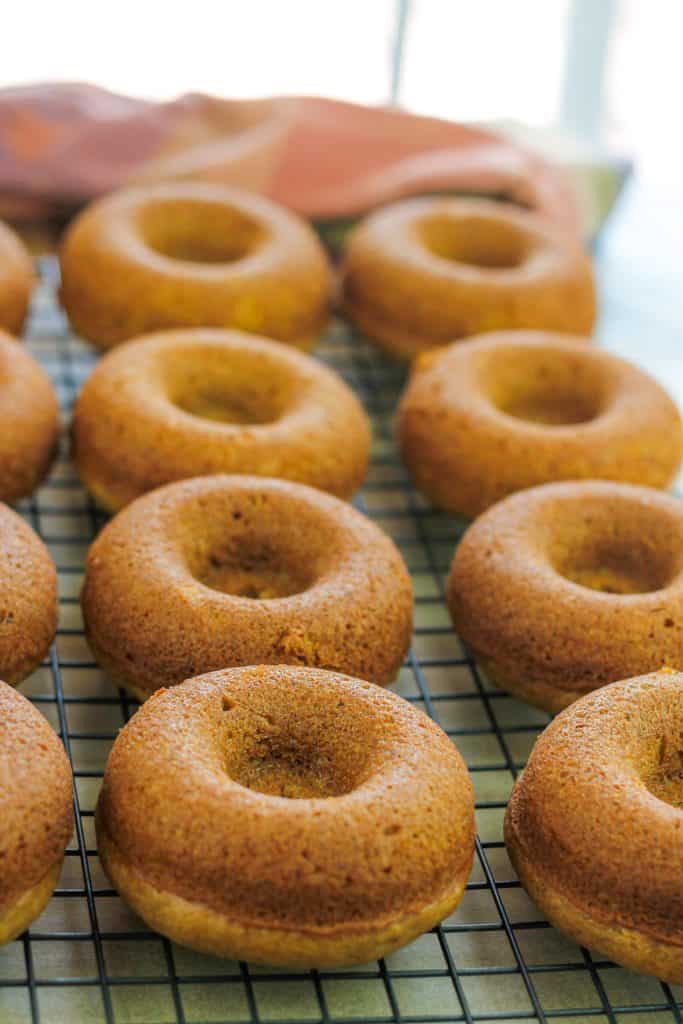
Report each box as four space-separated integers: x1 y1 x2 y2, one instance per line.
0 329 60 503
505 670 683 982
0 221 34 335
397 331 683 518
59 182 331 350
82 475 413 700
72 328 371 511
96 665 475 966
448 481 683 712
0 681 74 944
0 503 58 686
341 197 596 360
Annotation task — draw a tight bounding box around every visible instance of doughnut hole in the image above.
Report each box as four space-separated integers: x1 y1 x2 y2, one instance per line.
181 490 336 600
483 345 608 426
163 344 294 425
550 528 680 596
646 731 683 809
419 212 529 270
200 543 314 600
139 198 265 264
174 388 278 424
220 691 374 798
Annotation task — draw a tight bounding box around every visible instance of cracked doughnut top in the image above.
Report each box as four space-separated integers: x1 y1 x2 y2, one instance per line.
96 665 474 966
81 475 413 700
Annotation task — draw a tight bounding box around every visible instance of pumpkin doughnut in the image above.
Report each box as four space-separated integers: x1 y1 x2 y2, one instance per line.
0 681 74 944
82 475 413 700
0 503 58 686
397 331 683 518
72 328 370 511
341 197 596 360
0 221 34 335
0 330 60 503
448 481 683 713
59 182 331 351
96 665 475 966
505 670 683 982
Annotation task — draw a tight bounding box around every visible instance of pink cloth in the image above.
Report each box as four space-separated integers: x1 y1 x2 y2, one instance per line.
0 83 579 232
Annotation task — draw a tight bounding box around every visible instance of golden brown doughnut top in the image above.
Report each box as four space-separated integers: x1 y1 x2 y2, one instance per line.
0 681 73 910
506 670 683 945
398 330 683 517
0 502 58 685
341 197 596 357
0 329 60 503
0 221 30 261
0 221 34 335
97 666 474 931
59 182 331 348
0 222 32 278
448 481 683 703
82 475 413 693
72 328 370 508
408 329 678 431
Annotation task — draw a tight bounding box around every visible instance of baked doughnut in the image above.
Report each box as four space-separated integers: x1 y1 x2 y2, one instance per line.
448 481 683 712
341 197 596 360
0 330 60 503
82 475 413 700
0 221 34 335
72 328 370 511
59 182 331 350
505 670 683 982
96 665 475 966
0 681 73 944
0 503 58 686
398 331 683 518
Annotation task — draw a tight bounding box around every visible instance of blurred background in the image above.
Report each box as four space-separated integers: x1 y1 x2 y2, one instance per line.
2 0 679 176
2 0 681 382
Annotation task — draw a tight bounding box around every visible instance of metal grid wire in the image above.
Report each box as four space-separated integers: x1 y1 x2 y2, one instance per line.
1 258 682 1024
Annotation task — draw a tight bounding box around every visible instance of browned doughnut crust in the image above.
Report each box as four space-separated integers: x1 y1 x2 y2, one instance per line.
0 221 34 335
0 681 74 944
397 331 683 518
72 328 371 511
341 197 596 360
0 503 58 686
448 481 683 713
96 666 475 966
82 476 413 700
59 182 331 350
0 330 60 503
505 670 683 982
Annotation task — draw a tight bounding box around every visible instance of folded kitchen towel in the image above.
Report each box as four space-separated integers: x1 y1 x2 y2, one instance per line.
0 82 627 243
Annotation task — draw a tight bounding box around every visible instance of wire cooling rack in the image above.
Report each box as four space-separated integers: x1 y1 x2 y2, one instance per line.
2 258 682 1024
